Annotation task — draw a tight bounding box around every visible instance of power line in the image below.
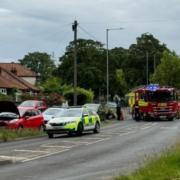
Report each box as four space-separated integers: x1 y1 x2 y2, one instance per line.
78 25 100 41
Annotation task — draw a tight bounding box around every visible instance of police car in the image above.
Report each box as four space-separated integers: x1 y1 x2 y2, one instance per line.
45 107 100 138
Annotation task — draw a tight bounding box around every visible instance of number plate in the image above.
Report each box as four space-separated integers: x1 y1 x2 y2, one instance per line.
160 116 166 119
158 103 167 107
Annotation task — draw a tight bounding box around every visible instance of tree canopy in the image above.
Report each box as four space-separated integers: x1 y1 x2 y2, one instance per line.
19 52 56 83
55 33 171 100
152 51 180 88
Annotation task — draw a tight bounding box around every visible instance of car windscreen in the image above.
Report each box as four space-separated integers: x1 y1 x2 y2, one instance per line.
20 101 36 107
43 108 62 115
85 104 99 112
57 108 82 117
18 108 27 117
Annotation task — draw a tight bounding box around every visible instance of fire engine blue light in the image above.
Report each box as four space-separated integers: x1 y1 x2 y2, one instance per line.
146 84 159 91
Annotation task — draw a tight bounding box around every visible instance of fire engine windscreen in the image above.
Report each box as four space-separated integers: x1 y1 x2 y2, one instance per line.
147 91 175 102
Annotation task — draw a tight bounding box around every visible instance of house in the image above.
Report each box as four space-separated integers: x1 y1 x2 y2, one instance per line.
0 63 39 96
0 63 38 85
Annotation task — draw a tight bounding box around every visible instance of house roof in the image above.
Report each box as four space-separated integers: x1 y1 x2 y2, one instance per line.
0 67 39 91
0 63 37 77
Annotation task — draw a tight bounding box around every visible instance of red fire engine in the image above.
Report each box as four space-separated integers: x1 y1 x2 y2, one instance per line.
132 84 178 121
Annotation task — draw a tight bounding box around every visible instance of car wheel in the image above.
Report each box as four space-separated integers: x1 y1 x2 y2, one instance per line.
18 125 24 130
94 122 100 133
47 133 54 138
39 125 45 132
68 132 73 136
76 123 83 136
168 117 174 121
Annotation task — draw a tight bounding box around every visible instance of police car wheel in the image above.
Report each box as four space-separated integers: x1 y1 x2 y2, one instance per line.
76 123 83 136
48 133 54 138
94 122 100 133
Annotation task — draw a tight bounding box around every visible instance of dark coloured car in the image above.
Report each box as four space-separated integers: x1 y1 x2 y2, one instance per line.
0 101 44 129
84 103 106 121
104 102 117 119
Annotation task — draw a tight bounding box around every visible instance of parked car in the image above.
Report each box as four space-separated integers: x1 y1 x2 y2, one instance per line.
84 103 106 121
104 101 117 119
42 107 65 124
45 106 101 138
18 100 47 112
0 101 44 129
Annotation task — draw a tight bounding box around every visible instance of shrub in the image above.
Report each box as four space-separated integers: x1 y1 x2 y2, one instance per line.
0 94 13 102
64 87 94 105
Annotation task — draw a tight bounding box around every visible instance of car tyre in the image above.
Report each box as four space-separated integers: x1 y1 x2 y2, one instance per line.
76 123 83 136
39 125 45 132
18 125 24 131
48 133 54 138
94 122 100 133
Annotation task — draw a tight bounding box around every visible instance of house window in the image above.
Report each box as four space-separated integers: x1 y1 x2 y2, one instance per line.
0 88 7 95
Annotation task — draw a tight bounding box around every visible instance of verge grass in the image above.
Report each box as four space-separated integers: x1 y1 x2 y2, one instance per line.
115 143 180 180
0 128 45 142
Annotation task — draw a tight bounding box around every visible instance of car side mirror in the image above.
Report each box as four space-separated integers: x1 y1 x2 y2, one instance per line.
83 114 88 117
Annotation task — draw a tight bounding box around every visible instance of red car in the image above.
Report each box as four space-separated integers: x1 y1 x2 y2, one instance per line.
18 100 47 112
0 101 44 129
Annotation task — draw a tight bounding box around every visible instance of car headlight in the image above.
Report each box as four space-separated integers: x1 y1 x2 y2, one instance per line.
64 121 76 125
9 119 19 123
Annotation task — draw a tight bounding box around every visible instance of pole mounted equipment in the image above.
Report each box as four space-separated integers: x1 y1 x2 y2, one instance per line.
72 20 78 106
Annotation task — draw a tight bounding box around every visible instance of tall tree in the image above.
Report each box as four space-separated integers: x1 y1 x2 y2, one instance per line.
19 52 56 83
152 51 180 88
56 39 106 98
122 33 168 88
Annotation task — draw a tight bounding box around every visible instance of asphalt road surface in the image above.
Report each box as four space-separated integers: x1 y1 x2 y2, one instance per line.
0 113 180 180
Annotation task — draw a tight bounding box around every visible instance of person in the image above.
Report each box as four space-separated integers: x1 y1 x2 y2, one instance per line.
114 94 122 120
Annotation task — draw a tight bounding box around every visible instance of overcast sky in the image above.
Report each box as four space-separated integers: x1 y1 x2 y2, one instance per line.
0 0 180 63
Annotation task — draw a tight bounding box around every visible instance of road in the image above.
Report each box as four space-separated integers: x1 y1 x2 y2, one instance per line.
0 114 180 180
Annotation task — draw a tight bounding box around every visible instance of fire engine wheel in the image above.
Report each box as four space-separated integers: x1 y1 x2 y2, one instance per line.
168 117 174 121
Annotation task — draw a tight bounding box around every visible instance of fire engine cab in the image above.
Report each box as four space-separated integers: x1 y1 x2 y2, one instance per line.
132 84 178 121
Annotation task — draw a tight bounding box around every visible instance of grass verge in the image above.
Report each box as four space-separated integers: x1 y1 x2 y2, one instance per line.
0 128 45 142
115 143 180 180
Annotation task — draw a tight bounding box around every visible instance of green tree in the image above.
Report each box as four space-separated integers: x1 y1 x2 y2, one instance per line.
114 69 127 96
122 33 168 88
19 52 56 83
56 39 106 99
152 51 180 88
41 76 61 93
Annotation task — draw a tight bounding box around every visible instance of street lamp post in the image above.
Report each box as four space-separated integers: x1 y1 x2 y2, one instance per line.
106 28 123 102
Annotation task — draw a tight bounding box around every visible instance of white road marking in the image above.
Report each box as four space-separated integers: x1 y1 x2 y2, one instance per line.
86 138 110 145
22 149 70 162
14 149 48 153
140 126 152 130
160 126 178 130
41 144 73 148
61 140 89 145
119 131 136 136
0 155 26 161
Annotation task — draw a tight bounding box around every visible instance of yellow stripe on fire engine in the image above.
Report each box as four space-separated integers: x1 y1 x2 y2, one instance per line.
138 100 148 107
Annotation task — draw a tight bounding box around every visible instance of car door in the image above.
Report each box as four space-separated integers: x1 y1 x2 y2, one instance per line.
23 110 41 128
88 109 98 129
23 110 34 128
82 108 90 129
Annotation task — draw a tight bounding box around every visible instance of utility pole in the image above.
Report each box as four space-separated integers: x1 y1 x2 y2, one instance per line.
72 20 78 106
146 51 149 85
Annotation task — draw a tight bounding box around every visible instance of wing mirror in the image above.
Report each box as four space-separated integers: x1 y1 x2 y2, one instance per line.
83 114 88 117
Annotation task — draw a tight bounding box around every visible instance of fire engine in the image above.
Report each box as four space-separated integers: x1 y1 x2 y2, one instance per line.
132 84 178 121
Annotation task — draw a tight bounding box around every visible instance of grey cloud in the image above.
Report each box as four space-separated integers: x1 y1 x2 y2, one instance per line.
0 0 180 61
